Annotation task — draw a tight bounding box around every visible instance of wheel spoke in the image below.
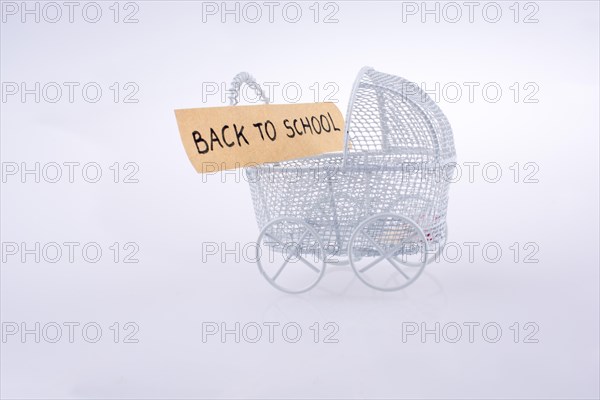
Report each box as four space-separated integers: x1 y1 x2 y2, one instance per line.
264 232 285 248
385 256 411 280
359 228 413 279
357 230 387 273
290 229 321 273
363 228 414 261
296 229 310 247
271 257 291 281
387 235 422 264
362 230 387 256
297 254 321 273
349 213 430 291
270 228 313 279
257 218 325 293
359 253 387 273
359 237 410 273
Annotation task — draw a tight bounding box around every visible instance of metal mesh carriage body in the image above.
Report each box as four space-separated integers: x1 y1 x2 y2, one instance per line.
247 68 456 260
225 67 458 292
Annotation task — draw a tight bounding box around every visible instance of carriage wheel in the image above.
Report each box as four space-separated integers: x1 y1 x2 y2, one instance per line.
348 213 428 291
256 217 326 294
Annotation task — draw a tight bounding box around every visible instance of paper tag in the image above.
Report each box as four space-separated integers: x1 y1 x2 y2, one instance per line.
175 102 344 172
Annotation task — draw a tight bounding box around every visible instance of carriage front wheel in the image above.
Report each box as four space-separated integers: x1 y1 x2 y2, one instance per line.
348 213 428 291
256 217 326 294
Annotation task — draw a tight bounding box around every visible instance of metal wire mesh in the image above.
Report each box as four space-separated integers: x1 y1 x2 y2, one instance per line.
247 67 456 259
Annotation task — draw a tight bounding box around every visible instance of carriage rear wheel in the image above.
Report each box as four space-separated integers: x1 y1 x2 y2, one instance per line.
256 217 326 294
348 213 428 291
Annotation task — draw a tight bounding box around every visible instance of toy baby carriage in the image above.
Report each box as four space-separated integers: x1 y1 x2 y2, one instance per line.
229 67 456 293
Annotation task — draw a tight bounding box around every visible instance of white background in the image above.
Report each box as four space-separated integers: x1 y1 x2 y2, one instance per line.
1 1 599 398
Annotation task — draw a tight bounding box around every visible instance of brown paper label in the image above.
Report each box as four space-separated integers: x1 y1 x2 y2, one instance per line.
175 102 344 172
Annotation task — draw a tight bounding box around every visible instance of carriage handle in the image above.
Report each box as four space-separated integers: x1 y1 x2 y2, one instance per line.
228 71 357 162
227 72 270 106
